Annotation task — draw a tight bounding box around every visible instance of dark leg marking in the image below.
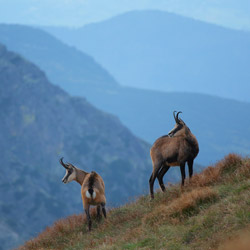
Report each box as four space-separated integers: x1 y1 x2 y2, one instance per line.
97 205 101 221
85 207 92 231
157 165 170 192
101 203 107 218
188 159 194 179
180 163 186 186
149 165 162 199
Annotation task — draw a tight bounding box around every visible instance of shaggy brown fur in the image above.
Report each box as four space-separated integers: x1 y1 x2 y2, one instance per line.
149 111 199 199
60 158 106 231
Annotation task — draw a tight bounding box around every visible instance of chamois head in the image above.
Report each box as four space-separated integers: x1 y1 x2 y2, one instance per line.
168 111 186 137
60 157 77 184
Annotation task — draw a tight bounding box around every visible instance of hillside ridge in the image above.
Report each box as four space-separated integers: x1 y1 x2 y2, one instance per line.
21 154 250 250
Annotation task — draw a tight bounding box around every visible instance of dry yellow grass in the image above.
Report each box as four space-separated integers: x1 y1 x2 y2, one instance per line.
143 187 218 227
190 153 243 187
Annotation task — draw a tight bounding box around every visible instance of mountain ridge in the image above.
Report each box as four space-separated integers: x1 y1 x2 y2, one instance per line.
0 24 118 93
43 10 250 102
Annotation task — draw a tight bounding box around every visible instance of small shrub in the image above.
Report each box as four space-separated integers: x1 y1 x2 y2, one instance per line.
190 154 243 187
168 187 218 218
219 153 242 174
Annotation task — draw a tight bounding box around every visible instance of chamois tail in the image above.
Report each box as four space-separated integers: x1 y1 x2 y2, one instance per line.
86 188 96 199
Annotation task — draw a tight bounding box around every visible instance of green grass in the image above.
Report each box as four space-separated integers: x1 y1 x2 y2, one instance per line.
21 154 250 250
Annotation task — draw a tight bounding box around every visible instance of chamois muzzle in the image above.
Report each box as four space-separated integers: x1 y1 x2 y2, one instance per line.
62 177 67 183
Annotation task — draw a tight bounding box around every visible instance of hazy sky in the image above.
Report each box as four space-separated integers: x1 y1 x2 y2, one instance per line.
0 0 250 30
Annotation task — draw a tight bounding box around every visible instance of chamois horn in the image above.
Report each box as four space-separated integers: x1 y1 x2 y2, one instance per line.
173 111 177 121
59 157 69 169
176 111 182 123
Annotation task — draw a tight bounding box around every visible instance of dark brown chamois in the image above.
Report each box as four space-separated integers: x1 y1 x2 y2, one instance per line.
60 158 106 231
149 111 199 199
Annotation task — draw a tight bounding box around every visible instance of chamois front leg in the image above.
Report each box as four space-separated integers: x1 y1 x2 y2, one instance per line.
149 173 156 199
101 202 107 218
84 204 92 231
149 163 162 199
157 164 170 192
188 159 194 179
180 163 186 187
97 205 102 221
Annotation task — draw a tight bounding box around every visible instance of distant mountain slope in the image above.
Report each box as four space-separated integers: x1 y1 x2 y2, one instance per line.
0 44 154 250
0 24 118 94
44 10 250 102
1 24 250 166
76 86 250 165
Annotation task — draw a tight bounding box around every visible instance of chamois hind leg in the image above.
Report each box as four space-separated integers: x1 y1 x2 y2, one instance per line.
101 202 107 218
84 204 92 231
157 165 170 192
96 205 102 221
180 163 186 187
188 159 194 179
149 163 162 199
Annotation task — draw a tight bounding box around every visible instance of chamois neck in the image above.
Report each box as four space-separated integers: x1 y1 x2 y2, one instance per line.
75 168 88 185
186 131 198 147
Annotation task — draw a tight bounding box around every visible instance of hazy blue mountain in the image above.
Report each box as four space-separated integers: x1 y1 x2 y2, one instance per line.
0 44 157 249
1 0 250 30
43 10 250 102
0 24 118 94
1 24 250 166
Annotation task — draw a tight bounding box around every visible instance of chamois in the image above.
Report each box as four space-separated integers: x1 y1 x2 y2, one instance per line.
149 111 199 199
60 158 106 231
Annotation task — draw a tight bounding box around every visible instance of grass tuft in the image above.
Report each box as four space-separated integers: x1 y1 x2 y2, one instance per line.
190 153 243 188
143 187 218 226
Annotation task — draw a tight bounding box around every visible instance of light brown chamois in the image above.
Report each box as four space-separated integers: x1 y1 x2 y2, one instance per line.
149 111 199 199
60 158 106 231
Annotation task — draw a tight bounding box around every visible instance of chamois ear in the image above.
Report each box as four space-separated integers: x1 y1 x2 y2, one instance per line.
59 157 69 169
67 163 76 169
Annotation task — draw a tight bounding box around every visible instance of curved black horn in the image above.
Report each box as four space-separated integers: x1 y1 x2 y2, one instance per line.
59 157 68 169
176 111 182 122
173 111 177 122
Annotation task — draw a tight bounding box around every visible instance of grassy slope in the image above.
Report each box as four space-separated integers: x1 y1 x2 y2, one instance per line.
21 154 250 250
